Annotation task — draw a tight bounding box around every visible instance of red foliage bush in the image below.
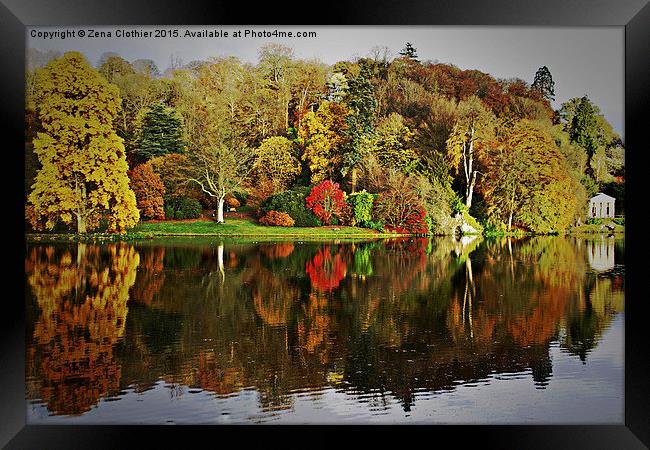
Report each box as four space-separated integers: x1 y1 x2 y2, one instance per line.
259 210 295 227
305 180 346 225
247 177 276 208
373 190 428 234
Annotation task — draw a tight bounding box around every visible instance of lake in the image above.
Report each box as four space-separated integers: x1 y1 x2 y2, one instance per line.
25 234 624 424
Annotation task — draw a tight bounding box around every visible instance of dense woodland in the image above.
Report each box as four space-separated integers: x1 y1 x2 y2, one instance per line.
25 43 625 235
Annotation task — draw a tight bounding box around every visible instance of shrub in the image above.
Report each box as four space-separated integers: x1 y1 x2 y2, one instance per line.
225 195 241 209
260 187 321 227
259 210 295 227
612 217 625 226
586 217 603 225
373 188 428 234
367 220 385 232
337 202 354 226
164 196 202 220
305 180 347 225
346 190 375 227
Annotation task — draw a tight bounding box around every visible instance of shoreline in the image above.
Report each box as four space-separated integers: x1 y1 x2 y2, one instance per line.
24 217 624 243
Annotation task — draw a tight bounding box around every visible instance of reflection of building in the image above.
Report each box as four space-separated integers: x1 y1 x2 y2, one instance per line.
588 193 615 218
586 236 615 272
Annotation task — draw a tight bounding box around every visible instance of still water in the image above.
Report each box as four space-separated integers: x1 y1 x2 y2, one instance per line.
25 235 624 424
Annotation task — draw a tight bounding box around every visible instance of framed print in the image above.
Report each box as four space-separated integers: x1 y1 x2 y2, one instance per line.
2 0 649 447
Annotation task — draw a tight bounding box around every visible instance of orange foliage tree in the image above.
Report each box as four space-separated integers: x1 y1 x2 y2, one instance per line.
128 163 166 220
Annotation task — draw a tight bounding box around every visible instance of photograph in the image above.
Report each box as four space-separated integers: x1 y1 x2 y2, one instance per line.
1 0 647 445
22 24 628 426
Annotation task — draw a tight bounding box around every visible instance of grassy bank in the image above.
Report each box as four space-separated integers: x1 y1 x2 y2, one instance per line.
26 218 411 243
569 223 625 235
25 216 625 244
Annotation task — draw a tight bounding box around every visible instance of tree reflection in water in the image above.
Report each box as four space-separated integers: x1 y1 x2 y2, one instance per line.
25 235 624 417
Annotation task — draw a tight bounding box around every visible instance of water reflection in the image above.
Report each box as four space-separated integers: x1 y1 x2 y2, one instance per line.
587 236 616 272
25 235 624 421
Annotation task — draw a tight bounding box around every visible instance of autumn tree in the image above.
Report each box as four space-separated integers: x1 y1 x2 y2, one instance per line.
445 95 496 209
305 180 347 225
299 100 351 183
148 153 195 197
129 163 166 220
250 136 301 195
258 43 294 132
289 59 329 130
186 57 255 223
26 52 139 234
482 121 579 232
98 55 134 83
372 170 428 234
371 113 419 172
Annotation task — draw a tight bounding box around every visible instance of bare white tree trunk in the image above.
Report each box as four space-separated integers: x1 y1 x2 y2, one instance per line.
217 195 225 223
463 127 476 209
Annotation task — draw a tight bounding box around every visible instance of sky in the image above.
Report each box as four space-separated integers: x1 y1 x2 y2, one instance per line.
27 25 625 137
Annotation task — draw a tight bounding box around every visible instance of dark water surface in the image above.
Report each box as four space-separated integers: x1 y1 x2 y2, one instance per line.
25 235 624 424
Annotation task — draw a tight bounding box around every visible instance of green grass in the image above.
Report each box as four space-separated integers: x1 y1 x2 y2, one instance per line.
25 218 420 243
131 218 401 238
569 223 625 235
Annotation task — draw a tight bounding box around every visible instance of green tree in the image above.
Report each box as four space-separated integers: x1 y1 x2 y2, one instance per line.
110 65 172 164
26 52 139 233
561 96 623 182
341 65 378 192
531 66 555 101
399 43 419 62
134 103 185 163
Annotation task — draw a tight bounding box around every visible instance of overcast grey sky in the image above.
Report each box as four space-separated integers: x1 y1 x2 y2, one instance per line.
27 25 624 137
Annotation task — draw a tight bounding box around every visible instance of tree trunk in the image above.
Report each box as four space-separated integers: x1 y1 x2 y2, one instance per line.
351 168 358 193
76 213 86 234
217 195 225 223
465 170 477 209
464 127 476 209
507 185 516 231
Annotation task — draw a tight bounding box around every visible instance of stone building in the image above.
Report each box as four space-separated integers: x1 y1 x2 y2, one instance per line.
588 193 615 219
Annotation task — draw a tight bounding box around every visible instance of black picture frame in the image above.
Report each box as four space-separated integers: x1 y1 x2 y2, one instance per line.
3 0 648 447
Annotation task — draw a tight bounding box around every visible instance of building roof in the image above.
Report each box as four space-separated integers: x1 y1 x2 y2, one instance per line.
590 192 616 202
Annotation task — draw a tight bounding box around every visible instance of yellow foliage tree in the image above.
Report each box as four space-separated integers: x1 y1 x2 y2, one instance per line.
298 101 350 183
251 136 301 194
26 52 139 234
